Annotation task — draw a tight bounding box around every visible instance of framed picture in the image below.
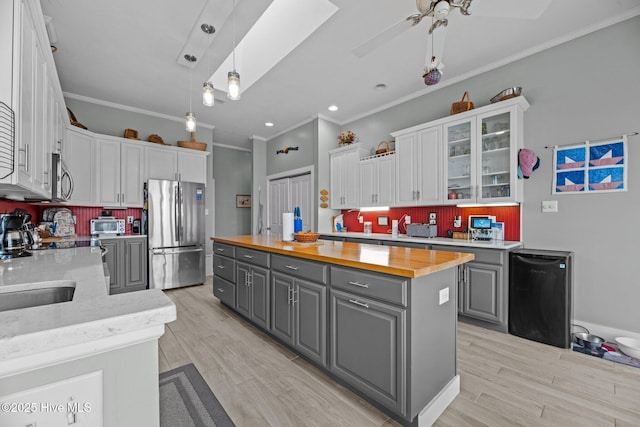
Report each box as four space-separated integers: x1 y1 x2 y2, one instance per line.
236 195 251 208
377 216 389 226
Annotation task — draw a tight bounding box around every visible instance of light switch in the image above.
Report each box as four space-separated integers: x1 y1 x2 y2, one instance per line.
542 200 558 213
439 287 449 305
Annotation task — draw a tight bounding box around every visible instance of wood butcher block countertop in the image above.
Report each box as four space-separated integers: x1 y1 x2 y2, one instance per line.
212 235 474 278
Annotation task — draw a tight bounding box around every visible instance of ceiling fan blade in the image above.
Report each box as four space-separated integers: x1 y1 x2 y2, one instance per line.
468 0 552 19
352 18 413 58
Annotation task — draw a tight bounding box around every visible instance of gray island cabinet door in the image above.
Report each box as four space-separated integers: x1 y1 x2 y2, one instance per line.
463 262 503 323
294 279 326 366
271 272 294 345
236 263 251 319
250 265 270 330
330 289 406 416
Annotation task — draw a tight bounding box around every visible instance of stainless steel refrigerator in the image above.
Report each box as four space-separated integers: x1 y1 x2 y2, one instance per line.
147 179 205 290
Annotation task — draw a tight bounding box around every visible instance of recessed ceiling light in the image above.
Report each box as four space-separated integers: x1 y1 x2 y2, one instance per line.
265 122 274 127
374 83 387 91
328 105 338 111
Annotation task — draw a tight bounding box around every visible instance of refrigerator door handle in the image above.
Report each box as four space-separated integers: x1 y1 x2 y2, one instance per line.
153 247 204 255
174 185 180 240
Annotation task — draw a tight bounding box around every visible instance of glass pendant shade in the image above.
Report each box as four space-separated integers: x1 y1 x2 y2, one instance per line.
227 70 241 100
185 112 196 132
202 81 214 106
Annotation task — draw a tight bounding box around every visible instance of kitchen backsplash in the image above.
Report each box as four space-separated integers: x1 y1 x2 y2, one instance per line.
0 199 142 235
341 205 521 241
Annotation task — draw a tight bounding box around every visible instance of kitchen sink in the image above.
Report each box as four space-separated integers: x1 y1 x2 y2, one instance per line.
0 281 76 312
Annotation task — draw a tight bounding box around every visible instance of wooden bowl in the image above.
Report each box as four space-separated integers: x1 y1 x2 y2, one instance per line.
294 233 320 243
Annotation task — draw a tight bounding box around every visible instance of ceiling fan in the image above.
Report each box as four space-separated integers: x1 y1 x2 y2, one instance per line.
352 0 553 59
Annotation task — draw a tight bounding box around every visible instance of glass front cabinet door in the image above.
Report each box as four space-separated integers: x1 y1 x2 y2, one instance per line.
444 101 525 205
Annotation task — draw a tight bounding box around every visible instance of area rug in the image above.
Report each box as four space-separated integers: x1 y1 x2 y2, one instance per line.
159 363 235 427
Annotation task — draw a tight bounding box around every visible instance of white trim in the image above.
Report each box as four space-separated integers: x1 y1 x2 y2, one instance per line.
418 374 459 426
265 115 317 141
63 92 216 130
266 165 313 182
573 320 640 343
212 142 252 152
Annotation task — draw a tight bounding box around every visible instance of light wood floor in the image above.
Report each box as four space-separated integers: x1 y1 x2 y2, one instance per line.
159 279 640 426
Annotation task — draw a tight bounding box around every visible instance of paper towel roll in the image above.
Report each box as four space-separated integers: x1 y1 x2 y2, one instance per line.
282 212 294 241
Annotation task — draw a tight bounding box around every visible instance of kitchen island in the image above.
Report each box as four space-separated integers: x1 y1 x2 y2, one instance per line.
0 246 175 426
211 235 474 426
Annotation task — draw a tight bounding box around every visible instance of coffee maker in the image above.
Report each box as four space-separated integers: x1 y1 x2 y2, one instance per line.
0 214 32 259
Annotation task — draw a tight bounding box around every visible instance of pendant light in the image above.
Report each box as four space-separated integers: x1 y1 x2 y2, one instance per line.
201 24 216 107
185 56 197 132
227 0 241 100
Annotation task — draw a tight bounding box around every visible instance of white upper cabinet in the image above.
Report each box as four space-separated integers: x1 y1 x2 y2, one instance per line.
96 138 144 207
329 144 371 209
395 126 442 206
64 128 95 206
443 102 526 204
145 145 177 181
393 96 528 207
177 149 207 183
0 0 66 200
359 153 396 207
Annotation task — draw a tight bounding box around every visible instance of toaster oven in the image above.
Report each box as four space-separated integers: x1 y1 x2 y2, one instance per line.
90 218 125 236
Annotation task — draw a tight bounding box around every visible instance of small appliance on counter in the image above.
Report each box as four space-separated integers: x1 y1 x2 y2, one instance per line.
0 214 32 259
132 219 141 234
90 217 125 237
406 223 438 238
468 215 496 241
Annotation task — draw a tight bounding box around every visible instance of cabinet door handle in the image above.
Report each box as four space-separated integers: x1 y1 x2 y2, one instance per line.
117 193 120 202
348 281 369 288
285 265 299 271
246 271 253 287
243 254 254 259
348 299 369 309
216 248 225 252
216 265 224 269
417 190 420 199
43 170 49 185
217 288 224 293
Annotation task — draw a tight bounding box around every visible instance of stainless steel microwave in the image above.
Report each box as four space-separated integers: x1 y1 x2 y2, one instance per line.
90 218 125 236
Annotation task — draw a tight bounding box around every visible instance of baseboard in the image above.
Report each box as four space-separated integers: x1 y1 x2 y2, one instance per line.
573 320 640 342
418 375 459 426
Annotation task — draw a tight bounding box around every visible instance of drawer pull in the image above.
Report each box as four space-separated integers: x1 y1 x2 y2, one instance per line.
216 248 225 252
285 265 299 271
216 265 225 269
217 288 224 293
348 299 369 309
348 281 369 288
243 254 254 259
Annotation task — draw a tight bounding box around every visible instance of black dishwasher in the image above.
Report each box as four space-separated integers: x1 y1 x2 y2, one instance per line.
509 249 573 348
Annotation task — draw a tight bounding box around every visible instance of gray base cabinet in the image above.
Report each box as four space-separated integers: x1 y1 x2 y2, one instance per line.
236 262 270 330
103 237 148 294
271 272 327 366
330 289 406 415
211 241 459 425
433 244 511 332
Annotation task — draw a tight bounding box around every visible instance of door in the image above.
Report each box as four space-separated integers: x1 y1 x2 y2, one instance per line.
145 146 177 181
96 139 120 206
417 127 442 204
178 181 205 247
290 173 312 232
444 118 475 204
102 239 121 293
268 173 312 235
396 133 418 205
268 178 289 236
147 179 178 249
271 272 294 344
330 289 406 415
250 266 270 330
295 279 326 366
121 142 144 207
149 246 204 290
462 262 503 323
64 130 95 205
236 263 251 318
124 238 147 291
377 155 396 206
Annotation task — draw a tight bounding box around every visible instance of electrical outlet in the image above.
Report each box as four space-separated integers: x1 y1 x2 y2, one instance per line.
542 200 558 213
405 215 411 225
358 216 364 223
439 287 449 305
72 215 77 224
127 216 134 224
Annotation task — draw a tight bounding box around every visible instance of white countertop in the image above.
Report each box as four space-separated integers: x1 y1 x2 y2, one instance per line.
0 247 175 377
320 232 523 250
